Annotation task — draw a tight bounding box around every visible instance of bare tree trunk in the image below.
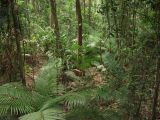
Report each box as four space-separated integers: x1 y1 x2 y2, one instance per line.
76 0 82 46
10 0 25 85
50 0 62 57
152 59 160 120
76 0 82 65
76 0 82 61
152 2 160 120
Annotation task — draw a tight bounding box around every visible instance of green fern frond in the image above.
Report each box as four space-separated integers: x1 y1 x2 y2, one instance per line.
103 53 126 80
40 96 65 111
63 86 97 108
41 88 94 110
66 106 106 120
19 108 65 120
64 93 87 107
0 116 16 120
103 109 124 120
95 83 129 105
96 86 114 101
40 92 88 111
113 86 128 104
35 59 64 96
0 83 35 115
0 82 31 99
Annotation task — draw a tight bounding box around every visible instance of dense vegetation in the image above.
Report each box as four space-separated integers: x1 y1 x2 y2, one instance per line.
0 0 160 120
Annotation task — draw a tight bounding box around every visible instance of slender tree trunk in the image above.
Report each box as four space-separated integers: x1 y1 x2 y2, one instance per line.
88 0 91 25
0 0 9 31
50 0 62 57
76 0 83 65
110 0 119 48
10 0 25 85
152 2 160 120
76 0 82 46
152 59 160 120
83 0 86 17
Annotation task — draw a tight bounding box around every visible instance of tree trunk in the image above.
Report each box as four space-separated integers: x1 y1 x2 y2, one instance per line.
76 0 82 65
50 0 62 57
152 2 160 120
83 0 86 17
110 0 119 48
10 0 25 85
88 0 91 25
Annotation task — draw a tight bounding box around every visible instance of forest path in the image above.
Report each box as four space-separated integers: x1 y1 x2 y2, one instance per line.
25 55 47 88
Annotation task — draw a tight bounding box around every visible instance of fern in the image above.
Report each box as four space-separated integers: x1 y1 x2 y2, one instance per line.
0 82 64 120
0 116 17 120
95 85 114 101
40 91 90 110
103 109 124 120
103 53 126 80
40 87 95 111
0 59 66 120
64 93 87 108
0 83 35 116
35 59 64 96
1 58 117 120
66 106 106 120
19 109 65 120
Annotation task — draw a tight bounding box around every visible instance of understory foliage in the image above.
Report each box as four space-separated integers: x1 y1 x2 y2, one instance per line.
0 60 65 120
0 58 129 120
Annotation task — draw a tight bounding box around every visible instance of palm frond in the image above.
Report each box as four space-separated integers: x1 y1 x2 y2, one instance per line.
35 59 64 96
39 92 88 111
103 53 126 80
0 116 17 120
64 93 87 107
41 87 94 110
19 108 65 120
0 83 35 116
95 85 114 101
66 106 106 120
103 109 124 120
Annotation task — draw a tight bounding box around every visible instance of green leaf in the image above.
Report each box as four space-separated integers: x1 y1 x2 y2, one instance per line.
19 109 65 120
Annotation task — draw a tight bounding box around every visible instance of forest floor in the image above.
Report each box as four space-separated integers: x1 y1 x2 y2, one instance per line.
24 55 104 88
25 55 47 88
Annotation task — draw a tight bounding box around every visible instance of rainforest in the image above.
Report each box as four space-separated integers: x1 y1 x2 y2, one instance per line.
0 0 160 120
